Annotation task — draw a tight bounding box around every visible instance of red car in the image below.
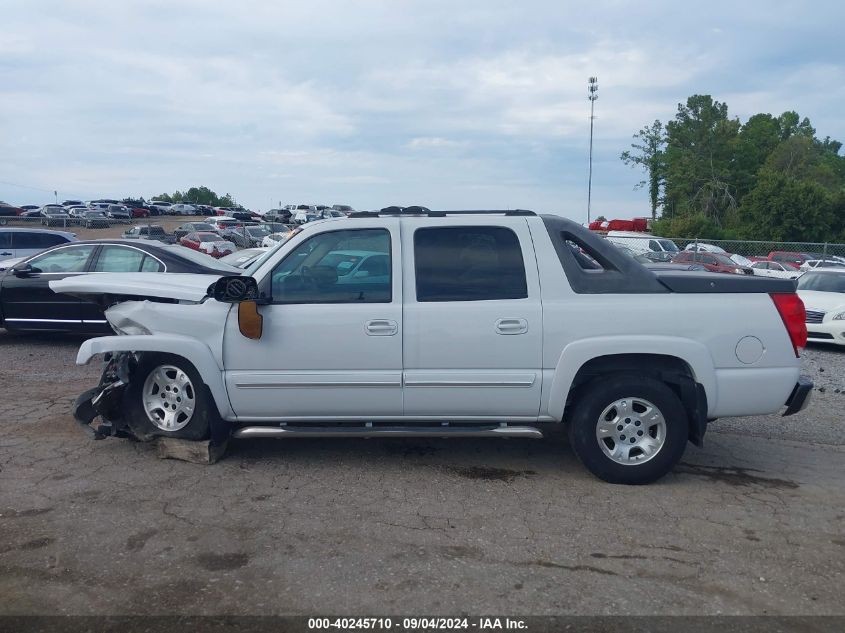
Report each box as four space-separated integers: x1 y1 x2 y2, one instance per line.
179 231 235 258
767 251 815 269
128 206 150 218
672 251 753 274
0 201 24 223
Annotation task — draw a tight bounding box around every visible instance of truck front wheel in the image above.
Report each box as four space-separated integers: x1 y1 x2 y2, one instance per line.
124 354 213 441
568 375 689 485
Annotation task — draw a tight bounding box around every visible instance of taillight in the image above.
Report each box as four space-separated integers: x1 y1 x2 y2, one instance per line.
770 293 807 357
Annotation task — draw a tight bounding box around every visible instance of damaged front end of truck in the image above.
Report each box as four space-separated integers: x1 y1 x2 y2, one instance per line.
72 350 137 440
51 272 236 443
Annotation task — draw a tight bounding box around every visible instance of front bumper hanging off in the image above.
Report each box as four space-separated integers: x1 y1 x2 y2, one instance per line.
72 380 128 439
72 353 133 439
783 375 813 416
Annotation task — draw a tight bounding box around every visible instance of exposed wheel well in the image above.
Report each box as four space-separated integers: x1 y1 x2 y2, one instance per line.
129 351 231 444
564 353 708 446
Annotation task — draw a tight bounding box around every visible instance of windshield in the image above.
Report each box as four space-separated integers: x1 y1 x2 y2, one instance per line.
658 239 678 252
797 272 845 293
713 254 737 266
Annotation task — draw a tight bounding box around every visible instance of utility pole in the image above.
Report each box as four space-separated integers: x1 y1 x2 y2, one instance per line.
587 76 598 224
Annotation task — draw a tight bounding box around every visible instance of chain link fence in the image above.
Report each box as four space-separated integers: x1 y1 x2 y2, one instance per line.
603 233 845 271
0 215 138 230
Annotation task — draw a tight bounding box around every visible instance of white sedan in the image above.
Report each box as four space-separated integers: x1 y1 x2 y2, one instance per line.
683 242 726 254
262 231 293 248
800 259 845 271
170 203 198 215
796 270 845 346
219 247 269 268
750 261 801 279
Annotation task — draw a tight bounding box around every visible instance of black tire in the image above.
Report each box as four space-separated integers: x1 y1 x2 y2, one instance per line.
123 353 215 441
568 374 689 485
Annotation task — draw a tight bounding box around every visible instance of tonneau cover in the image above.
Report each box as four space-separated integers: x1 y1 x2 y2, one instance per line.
652 270 797 293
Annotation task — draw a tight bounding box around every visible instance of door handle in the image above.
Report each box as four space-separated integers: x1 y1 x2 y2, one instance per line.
0 252 11 256
495 318 528 335
365 319 398 336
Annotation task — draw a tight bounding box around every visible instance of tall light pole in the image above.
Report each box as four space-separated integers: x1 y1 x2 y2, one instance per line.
587 76 598 224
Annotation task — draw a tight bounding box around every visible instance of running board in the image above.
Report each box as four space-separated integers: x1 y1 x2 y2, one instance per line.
232 425 544 439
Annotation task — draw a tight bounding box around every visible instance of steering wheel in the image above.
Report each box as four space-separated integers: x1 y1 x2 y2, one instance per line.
298 265 320 290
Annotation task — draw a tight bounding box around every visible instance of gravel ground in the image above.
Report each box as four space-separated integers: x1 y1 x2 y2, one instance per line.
1 333 844 617
4 216 207 242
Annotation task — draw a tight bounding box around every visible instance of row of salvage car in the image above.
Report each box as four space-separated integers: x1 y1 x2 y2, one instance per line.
1 218 845 349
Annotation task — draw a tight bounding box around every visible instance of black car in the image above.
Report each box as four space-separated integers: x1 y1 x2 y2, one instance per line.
40 207 72 227
229 210 257 223
106 204 131 222
81 210 110 228
0 240 239 334
226 225 270 248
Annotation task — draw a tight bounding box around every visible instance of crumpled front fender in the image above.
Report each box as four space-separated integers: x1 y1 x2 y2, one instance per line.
76 334 234 420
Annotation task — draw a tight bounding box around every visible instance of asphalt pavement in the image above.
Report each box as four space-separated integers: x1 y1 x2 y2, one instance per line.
1 333 843 616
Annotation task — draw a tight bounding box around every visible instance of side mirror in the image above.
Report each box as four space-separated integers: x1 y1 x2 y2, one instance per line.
13 263 34 278
209 275 258 303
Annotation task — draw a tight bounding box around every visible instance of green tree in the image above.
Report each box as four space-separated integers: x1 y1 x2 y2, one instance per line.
624 97 845 241
663 95 741 225
150 187 238 207
777 111 815 141
732 113 781 201
652 213 726 240
621 120 665 221
737 170 837 242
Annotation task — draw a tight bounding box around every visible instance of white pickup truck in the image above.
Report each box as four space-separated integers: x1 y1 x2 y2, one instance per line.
53 209 812 484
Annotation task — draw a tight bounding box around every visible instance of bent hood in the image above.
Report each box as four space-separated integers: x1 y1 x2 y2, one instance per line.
50 272 226 303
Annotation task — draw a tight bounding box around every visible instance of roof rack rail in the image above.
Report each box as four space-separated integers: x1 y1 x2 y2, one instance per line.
348 208 536 218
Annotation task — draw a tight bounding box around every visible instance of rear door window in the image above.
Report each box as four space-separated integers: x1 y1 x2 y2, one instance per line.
14 232 69 249
414 226 527 302
93 245 163 272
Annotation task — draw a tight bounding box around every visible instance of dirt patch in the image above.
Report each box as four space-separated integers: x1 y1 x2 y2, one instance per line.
126 529 159 552
195 552 250 571
449 466 536 482
676 463 799 489
0 507 54 518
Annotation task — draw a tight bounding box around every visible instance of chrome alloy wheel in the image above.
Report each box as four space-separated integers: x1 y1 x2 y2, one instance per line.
595 397 667 465
141 365 196 432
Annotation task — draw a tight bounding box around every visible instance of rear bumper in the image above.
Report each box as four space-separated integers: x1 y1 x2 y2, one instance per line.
783 375 813 416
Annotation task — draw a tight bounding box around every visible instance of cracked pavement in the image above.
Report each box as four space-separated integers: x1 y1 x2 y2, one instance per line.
1 332 844 615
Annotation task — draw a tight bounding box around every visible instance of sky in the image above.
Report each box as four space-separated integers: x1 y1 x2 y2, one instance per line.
1 0 843 221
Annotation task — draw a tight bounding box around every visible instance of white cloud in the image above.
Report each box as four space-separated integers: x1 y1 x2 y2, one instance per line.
406 137 468 149
0 0 842 219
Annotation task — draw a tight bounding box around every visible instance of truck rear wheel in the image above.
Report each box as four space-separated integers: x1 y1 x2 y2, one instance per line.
124 354 213 441
568 374 688 484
